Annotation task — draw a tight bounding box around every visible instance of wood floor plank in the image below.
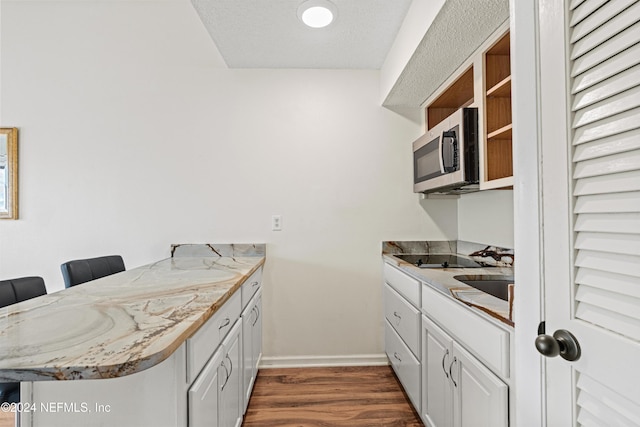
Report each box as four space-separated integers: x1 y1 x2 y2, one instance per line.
242 366 423 427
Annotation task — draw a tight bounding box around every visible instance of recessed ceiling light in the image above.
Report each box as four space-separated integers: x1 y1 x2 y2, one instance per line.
297 0 337 28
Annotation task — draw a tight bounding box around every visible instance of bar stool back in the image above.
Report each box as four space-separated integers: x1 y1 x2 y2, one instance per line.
60 255 125 288
0 276 47 404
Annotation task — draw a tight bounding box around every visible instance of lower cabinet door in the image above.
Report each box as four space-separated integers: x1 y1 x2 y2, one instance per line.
251 294 262 376
422 315 454 427
242 303 254 413
241 291 262 414
188 349 224 427
452 342 508 427
219 321 242 427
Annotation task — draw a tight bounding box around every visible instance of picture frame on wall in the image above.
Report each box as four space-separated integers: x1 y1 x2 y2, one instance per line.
0 128 18 219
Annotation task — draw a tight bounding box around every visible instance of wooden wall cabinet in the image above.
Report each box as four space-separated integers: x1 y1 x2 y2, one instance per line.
424 26 513 191
426 67 474 131
482 31 513 189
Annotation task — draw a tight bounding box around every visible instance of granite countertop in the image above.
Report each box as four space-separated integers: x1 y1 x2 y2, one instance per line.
383 241 515 327
0 247 265 382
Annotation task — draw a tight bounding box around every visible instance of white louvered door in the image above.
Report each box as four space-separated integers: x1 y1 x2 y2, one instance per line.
538 0 640 425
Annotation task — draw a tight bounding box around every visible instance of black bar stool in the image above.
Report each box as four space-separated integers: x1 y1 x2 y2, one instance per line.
60 255 125 288
0 276 47 404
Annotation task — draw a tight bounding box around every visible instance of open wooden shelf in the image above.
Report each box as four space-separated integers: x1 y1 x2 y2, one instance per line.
486 96 512 135
487 76 511 98
487 124 512 140
486 140 513 181
483 31 513 188
426 67 474 130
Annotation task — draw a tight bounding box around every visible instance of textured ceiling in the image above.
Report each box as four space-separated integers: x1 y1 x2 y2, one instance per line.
383 0 510 108
190 0 412 69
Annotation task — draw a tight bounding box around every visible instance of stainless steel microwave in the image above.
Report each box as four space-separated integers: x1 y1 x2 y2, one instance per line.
412 107 479 194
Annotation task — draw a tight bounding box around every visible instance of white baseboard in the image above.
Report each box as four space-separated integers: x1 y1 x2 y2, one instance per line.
258 353 389 369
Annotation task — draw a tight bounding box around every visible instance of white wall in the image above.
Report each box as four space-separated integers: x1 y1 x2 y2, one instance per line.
458 190 514 248
0 0 457 362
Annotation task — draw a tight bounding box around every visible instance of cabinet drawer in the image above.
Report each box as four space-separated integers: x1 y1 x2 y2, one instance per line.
384 263 420 306
384 284 420 358
187 290 241 384
422 283 510 378
385 321 421 412
241 267 262 309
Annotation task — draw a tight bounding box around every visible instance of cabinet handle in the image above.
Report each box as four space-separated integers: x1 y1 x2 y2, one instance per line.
393 311 402 321
393 352 402 362
252 306 260 327
441 349 450 378
251 281 259 287
220 360 230 390
221 355 233 391
449 357 457 388
226 354 233 379
219 318 231 330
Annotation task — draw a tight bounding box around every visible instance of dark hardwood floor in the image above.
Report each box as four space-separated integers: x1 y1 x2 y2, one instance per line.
242 365 423 427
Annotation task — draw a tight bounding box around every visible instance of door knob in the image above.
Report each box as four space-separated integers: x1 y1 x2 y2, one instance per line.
535 328 581 361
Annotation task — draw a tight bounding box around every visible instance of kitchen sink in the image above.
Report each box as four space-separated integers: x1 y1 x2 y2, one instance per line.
453 275 514 301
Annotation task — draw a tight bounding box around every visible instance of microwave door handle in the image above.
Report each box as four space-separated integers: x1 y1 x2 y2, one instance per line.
442 131 458 172
438 133 446 173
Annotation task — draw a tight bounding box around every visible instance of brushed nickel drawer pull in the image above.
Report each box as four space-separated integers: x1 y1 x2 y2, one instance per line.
220 360 230 390
449 357 458 388
441 349 450 378
218 318 231 330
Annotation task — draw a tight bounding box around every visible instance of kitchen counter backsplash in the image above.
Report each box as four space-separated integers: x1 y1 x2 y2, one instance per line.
383 240 514 267
171 243 266 258
382 240 457 255
458 241 514 267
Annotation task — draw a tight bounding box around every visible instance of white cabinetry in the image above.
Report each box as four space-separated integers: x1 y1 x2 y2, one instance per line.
188 349 223 427
422 314 453 427
187 291 241 384
421 315 508 427
382 260 512 427
27 267 264 427
383 263 421 412
421 280 509 378
188 317 242 427
188 265 262 427
453 341 507 427
218 321 242 427
240 267 263 413
250 295 262 379
385 320 421 410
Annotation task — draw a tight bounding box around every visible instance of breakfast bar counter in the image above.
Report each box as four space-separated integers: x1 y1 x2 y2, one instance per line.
0 244 265 382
